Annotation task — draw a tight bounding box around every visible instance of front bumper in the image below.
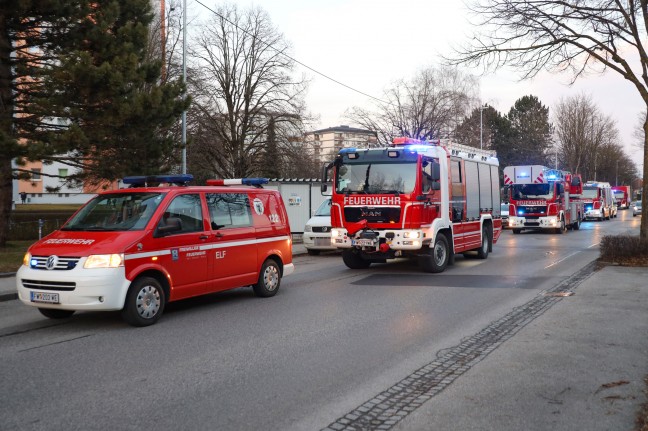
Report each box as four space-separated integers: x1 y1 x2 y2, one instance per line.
303 232 336 250
330 228 425 251
16 263 131 311
508 216 560 229
584 209 603 219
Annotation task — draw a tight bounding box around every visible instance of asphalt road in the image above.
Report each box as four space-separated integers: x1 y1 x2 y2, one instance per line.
0 211 641 430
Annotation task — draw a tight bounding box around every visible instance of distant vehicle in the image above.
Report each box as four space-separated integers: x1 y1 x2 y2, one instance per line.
303 198 335 255
633 200 642 217
612 185 631 209
501 203 510 228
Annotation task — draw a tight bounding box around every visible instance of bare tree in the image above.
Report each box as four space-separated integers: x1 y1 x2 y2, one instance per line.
554 94 617 179
450 0 648 237
188 3 309 179
345 67 479 146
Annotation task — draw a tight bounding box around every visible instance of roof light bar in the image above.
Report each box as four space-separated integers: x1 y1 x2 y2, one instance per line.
122 174 194 187
206 178 269 187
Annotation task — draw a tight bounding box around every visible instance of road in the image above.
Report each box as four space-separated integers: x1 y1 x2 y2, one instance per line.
0 211 641 431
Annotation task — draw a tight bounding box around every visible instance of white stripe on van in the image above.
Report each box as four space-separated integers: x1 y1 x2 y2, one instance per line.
125 235 291 260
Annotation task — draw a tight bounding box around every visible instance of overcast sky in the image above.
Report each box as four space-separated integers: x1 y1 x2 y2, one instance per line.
194 0 645 171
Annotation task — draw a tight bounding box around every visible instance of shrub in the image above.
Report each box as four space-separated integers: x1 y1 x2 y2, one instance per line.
600 235 648 265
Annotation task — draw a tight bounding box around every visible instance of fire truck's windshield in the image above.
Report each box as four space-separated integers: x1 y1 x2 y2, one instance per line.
336 162 416 194
582 187 599 198
511 183 554 199
62 192 166 231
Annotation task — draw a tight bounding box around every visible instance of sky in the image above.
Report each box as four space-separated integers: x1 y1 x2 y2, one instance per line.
192 0 645 172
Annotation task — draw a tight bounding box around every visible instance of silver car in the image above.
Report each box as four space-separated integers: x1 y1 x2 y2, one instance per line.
632 200 642 217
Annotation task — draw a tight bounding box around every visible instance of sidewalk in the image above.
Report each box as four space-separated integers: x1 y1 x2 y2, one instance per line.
0 242 309 302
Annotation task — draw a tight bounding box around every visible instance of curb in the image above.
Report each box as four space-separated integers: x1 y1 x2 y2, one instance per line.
0 272 16 278
0 292 17 302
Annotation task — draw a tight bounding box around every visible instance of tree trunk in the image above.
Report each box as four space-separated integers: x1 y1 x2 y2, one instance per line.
0 14 14 247
642 119 648 240
0 157 13 246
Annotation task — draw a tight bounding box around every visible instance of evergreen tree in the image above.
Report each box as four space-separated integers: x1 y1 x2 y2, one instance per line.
27 0 189 186
0 0 188 245
506 95 553 166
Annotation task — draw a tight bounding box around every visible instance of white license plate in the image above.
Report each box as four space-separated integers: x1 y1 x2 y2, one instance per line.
352 239 376 247
30 291 60 304
314 238 331 246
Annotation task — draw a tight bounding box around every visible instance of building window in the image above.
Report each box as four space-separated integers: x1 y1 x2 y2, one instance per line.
31 168 41 181
59 168 68 177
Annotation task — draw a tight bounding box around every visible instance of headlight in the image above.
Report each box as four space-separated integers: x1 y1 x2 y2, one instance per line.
23 252 32 267
84 254 124 268
304 225 313 232
403 231 421 239
331 228 344 238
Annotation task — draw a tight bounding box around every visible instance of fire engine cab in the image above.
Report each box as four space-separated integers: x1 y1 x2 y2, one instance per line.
582 181 616 220
322 137 502 273
504 165 584 234
16 175 294 326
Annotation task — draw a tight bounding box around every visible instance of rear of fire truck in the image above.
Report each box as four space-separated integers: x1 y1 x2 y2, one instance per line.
322 138 501 273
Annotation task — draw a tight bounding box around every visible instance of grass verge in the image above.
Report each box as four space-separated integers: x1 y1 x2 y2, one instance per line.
0 241 33 273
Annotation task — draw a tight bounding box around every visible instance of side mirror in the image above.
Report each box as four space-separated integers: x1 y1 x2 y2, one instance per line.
321 183 328 193
430 162 441 181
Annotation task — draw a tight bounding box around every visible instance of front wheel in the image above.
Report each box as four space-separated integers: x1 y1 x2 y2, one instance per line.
419 234 449 273
573 215 581 230
342 249 371 269
38 308 75 319
253 259 281 297
556 217 566 234
121 276 165 327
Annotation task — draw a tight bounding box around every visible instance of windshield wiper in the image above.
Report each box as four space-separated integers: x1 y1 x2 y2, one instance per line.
377 189 401 196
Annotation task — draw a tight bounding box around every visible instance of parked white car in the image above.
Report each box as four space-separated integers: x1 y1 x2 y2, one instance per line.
303 198 335 255
632 200 642 217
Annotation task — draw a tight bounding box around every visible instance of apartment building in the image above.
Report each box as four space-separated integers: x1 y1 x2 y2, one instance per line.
305 125 378 164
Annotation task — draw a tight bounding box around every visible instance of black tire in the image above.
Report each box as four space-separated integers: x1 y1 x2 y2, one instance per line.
253 259 282 297
573 215 581 230
556 217 565 234
307 249 321 256
477 228 490 259
38 308 75 319
419 234 449 273
512 229 522 234
121 276 165 327
342 249 371 269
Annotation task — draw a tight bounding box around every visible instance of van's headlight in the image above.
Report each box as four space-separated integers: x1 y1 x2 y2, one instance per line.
23 252 32 267
304 225 313 232
84 254 124 268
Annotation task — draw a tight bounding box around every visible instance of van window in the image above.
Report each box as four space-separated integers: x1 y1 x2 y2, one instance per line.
206 193 252 230
161 194 204 234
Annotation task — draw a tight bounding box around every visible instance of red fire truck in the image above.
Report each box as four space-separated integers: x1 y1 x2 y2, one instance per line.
504 165 584 234
612 185 631 210
321 137 502 273
582 181 616 220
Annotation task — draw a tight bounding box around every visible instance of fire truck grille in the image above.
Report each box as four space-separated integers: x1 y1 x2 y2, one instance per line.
22 279 76 291
517 206 546 215
344 207 401 223
30 256 80 270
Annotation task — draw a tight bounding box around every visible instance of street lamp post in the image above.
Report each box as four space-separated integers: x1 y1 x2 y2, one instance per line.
479 105 483 150
181 0 187 174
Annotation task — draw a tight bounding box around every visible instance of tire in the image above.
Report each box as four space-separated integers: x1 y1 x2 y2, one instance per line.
342 249 371 269
419 234 449 273
512 229 522 234
121 276 165 327
476 228 489 259
38 308 75 319
556 217 565 234
253 259 282 297
307 249 321 256
573 215 581 230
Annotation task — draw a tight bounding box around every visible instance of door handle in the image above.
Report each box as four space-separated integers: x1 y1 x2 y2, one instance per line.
199 234 209 240
214 232 224 238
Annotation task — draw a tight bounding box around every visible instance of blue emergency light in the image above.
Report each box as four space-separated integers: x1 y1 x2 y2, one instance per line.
122 174 194 187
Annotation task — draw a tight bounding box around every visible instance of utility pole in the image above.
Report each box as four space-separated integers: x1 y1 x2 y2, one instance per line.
181 0 187 174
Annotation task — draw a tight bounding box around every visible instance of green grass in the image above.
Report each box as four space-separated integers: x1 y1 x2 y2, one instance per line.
0 241 33 273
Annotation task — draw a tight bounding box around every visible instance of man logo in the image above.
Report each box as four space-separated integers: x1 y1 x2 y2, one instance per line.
46 255 58 270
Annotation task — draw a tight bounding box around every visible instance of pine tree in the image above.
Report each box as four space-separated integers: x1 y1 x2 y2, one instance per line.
0 0 188 245
506 95 553 166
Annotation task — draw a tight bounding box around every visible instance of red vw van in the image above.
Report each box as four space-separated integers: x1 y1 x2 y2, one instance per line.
16 175 294 326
